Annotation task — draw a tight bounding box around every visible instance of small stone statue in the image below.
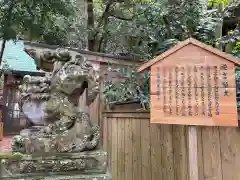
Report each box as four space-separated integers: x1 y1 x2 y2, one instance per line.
12 48 101 154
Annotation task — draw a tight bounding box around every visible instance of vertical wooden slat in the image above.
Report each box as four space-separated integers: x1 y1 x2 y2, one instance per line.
125 118 133 180
89 96 99 125
99 77 105 141
173 125 189 180
141 119 151 180
117 118 125 180
231 127 240 180
188 126 198 180
107 117 112 171
197 127 204 180
202 127 223 180
132 118 142 180
111 117 118 180
161 124 174 180
103 116 108 151
219 127 240 180
150 124 162 180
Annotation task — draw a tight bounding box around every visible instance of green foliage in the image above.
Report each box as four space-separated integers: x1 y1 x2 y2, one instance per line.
0 59 11 88
0 0 236 54
235 70 240 107
208 0 230 7
101 0 237 106
0 0 75 45
232 41 240 58
217 24 240 57
233 42 240 51
142 0 202 56
103 67 150 109
78 0 225 57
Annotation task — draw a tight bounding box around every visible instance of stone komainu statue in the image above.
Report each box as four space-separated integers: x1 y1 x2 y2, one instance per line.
12 48 101 153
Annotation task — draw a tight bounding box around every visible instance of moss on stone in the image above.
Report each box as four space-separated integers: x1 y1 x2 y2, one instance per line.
0 153 23 159
34 177 44 180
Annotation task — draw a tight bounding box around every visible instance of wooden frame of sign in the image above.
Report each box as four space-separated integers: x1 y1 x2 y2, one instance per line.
138 38 240 127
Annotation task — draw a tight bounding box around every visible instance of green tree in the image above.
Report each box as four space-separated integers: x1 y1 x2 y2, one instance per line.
0 0 75 65
69 0 233 58
1 0 237 61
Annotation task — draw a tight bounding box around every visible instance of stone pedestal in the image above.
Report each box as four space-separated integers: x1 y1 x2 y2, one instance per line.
0 150 111 180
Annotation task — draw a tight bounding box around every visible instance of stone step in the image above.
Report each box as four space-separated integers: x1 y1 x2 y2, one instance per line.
0 172 112 180
0 150 107 177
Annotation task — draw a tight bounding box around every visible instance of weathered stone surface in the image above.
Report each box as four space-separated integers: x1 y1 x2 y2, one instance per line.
0 150 107 177
0 172 111 180
13 48 100 154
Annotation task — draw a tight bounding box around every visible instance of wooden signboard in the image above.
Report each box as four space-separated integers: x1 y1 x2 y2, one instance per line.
138 38 240 127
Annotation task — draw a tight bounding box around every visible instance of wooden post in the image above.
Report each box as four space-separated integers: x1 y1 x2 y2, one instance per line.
188 126 198 180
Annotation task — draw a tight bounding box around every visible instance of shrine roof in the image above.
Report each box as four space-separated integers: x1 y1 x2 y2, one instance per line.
0 40 42 75
137 38 240 72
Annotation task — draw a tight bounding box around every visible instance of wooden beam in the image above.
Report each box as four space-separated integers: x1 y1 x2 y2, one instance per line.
24 43 141 66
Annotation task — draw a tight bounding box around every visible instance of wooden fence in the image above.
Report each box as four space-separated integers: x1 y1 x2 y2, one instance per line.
103 107 240 180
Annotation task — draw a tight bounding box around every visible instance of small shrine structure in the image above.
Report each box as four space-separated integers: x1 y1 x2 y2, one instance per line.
0 40 43 136
138 38 240 127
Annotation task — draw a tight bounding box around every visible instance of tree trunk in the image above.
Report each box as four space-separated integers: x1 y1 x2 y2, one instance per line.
0 40 6 65
214 4 224 50
86 0 114 52
86 0 96 51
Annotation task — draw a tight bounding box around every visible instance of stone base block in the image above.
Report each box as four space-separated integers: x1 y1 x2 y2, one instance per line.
0 150 107 178
0 172 112 180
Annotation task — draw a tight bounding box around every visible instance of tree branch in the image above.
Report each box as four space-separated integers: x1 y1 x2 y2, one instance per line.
109 13 133 21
